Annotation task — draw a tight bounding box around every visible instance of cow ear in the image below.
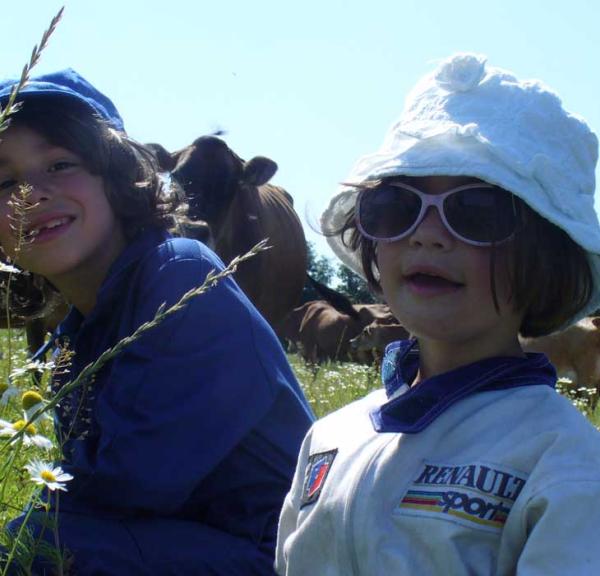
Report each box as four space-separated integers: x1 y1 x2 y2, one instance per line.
146 143 177 172
243 156 278 186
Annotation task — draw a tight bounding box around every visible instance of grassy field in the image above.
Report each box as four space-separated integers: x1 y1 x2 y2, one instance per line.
289 352 600 427
0 330 55 531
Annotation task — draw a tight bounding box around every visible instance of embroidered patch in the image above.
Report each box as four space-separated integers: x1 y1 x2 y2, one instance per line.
396 460 528 533
300 449 338 508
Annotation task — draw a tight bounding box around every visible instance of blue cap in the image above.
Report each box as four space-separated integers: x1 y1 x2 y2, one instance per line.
0 68 124 131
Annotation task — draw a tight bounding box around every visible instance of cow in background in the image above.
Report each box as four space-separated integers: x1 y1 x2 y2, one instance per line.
278 301 311 353
0 270 69 354
294 300 362 364
282 300 397 364
521 317 600 408
149 137 307 330
354 303 398 326
349 322 411 364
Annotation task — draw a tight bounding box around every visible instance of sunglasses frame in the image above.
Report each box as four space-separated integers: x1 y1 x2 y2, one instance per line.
355 181 518 247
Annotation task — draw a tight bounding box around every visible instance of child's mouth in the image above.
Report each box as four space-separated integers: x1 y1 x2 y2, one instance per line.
406 273 464 296
25 216 74 243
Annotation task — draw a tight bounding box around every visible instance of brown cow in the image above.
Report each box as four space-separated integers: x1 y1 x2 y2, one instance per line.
295 300 363 364
287 300 397 364
278 301 313 354
349 322 410 363
353 303 398 326
521 317 600 407
0 270 69 353
280 301 376 353
150 137 307 329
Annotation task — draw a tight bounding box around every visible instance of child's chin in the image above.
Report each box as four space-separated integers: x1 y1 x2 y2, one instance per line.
402 315 466 342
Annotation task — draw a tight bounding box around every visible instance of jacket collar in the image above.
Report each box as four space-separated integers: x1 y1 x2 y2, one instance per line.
371 339 557 434
33 227 170 359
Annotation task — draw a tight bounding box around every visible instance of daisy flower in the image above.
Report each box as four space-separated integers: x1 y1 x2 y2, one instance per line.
22 390 52 423
25 459 73 492
9 360 55 382
0 418 53 449
0 261 21 273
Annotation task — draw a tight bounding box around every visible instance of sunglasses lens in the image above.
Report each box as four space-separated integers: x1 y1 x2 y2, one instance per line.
444 187 517 243
358 184 421 240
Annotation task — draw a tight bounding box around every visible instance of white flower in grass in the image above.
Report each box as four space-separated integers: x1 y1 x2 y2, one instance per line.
9 360 55 382
25 459 73 492
0 418 53 449
0 261 21 273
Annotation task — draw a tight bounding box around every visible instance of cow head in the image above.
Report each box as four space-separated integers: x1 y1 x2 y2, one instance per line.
169 135 278 230
0 269 61 322
349 324 374 352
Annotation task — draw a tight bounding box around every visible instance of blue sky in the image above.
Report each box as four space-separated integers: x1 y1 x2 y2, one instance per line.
2 0 599 261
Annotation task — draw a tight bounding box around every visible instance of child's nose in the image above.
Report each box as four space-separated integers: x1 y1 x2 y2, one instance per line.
408 206 454 250
21 175 53 204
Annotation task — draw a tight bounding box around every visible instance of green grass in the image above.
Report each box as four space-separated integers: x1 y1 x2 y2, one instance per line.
0 330 58 529
288 354 382 418
289 353 600 427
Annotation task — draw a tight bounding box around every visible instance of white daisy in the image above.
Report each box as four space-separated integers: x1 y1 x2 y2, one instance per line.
0 418 53 450
9 360 55 382
0 261 21 274
25 459 73 492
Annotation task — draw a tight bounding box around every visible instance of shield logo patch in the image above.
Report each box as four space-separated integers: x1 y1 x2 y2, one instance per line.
301 449 338 508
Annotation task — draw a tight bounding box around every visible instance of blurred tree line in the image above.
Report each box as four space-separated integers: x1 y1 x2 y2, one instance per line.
302 241 377 304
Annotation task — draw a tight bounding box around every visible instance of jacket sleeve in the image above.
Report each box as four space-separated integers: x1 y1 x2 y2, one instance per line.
275 428 313 575
63 247 294 514
515 479 600 575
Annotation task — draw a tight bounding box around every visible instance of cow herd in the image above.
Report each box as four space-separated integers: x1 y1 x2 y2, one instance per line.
279 300 408 364
1 133 600 408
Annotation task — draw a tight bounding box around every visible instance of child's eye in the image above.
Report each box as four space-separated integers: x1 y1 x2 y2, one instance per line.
49 160 78 172
0 178 17 193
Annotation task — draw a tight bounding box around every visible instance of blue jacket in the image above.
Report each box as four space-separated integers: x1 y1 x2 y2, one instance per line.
17 228 314 575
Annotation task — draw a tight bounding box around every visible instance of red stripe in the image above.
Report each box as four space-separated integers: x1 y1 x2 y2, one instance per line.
402 497 438 506
307 465 328 497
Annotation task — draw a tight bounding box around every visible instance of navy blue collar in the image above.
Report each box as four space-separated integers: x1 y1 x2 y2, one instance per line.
94 227 170 312
33 227 170 359
371 339 557 434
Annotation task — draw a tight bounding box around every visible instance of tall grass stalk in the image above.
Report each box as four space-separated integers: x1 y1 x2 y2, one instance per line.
0 7 64 132
0 5 64 385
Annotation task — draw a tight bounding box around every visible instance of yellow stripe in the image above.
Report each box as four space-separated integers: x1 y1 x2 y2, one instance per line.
400 503 442 513
399 504 504 527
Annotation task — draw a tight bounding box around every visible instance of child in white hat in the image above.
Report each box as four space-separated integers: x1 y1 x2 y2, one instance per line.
275 53 600 575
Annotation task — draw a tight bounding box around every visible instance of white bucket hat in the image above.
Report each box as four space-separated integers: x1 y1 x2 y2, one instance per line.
321 53 600 325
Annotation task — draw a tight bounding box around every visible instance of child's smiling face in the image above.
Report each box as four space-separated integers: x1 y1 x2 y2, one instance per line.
0 125 126 304
376 175 524 364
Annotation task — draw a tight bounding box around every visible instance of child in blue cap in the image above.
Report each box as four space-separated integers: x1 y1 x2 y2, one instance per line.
0 69 313 574
276 54 600 575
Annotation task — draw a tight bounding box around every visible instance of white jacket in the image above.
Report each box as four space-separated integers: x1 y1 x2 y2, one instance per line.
276 384 600 575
